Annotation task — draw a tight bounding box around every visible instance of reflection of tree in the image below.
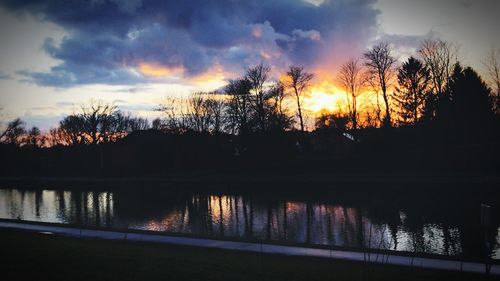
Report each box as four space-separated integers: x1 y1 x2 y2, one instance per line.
34 190 42 218
8 188 496 260
218 195 224 236
283 201 288 240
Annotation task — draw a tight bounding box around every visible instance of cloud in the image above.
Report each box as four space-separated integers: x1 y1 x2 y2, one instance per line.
0 72 10 79
1 0 381 87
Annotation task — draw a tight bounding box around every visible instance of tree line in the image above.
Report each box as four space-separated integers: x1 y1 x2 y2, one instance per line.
1 39 499 148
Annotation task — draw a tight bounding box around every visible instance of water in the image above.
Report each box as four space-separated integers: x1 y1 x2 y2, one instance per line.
0 186 498 260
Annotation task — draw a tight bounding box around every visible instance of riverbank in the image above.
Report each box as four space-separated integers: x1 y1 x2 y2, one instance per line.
0 227 497 281
1 173 499 192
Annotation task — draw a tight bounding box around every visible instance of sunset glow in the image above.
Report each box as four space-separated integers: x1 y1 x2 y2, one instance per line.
304 79 345 114
138 63 185 77
0 0 498 131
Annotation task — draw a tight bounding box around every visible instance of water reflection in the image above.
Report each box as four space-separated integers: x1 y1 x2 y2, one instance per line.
0 188 498 259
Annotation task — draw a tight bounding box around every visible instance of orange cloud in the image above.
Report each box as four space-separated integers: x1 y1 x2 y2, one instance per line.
138 63 185 77
190 64 228 90
252 26 263 38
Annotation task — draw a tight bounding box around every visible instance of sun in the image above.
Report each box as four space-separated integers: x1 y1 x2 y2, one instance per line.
304 82 345 114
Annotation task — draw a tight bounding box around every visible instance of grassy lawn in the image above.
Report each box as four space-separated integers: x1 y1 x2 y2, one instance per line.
0 229 495 281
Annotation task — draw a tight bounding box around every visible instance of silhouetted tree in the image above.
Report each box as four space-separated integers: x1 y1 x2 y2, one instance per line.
0 118 26 146
315 110 349 131
337 59 365 129
127 116 150 131
157 97 187 133
26 126 43 148
55 100 142 145
364 42 397 127
58 115 86 145
204 92 226 134
226 78 252 135
393 57 431 125
80 100 119 144
151 118 163 130
448 64 494 130
186 93 212 132
267 81 294 132
418 39 458 119
284 65 314 132
483 46 500 114
246 64 271 132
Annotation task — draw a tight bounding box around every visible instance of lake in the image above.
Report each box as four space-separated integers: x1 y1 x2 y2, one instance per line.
0 184 499 260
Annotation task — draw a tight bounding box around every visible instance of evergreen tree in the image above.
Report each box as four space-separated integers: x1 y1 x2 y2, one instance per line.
447 63 494 130
393 57 430 125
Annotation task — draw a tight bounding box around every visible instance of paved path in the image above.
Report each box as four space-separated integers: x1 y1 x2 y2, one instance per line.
1 221 498 275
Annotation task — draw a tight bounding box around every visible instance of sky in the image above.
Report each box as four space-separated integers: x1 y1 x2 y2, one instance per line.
0 0 499 130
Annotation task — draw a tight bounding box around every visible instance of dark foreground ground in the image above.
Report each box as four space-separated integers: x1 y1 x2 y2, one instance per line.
0 229 495 281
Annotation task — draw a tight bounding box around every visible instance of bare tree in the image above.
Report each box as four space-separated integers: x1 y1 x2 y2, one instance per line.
186 93 212 133
246 64 271 132
269 81 287 117
226 78 252 134
284 66 314 132
157 97 187 133
127 116 150 132
364 42 397 127
337 59 365 130
80 100 118 144
204 92 226 134
267 81 293 132
58 115 86 145
418 39 457 97
483 46 500 114
56 100 136 145
47 127 72 146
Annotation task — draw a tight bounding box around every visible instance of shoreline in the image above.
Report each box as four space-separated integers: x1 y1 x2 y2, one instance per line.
1 174 499 191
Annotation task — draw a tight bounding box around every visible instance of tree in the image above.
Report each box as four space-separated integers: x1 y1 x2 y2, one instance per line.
56 100 138 145
226 78 253 134
157 97 187 133
364 42 397 127
58 115 86 145
418 39 457 96
26 126 43 148
127 116 150 131
267 81 294 132
186 93 212 133
80 100 119 144
284 66 314 132
418 39 458 120
448 64 494 129
337 59 365 129
204 92 226 134
483 46 500 114
315 110 349 131
393 57 431 125
246 64 271 132
0 118 26 145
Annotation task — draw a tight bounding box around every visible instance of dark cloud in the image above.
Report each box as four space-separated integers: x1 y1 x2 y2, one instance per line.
1 0 381 87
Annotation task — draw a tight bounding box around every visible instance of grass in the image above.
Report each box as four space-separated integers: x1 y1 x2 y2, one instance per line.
0 229 495 281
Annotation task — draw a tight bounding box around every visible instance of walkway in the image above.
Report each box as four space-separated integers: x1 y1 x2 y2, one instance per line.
0 220 498 275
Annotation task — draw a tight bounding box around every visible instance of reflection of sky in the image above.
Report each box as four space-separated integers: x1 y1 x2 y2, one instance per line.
1 189 493 260
494 228 500 259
